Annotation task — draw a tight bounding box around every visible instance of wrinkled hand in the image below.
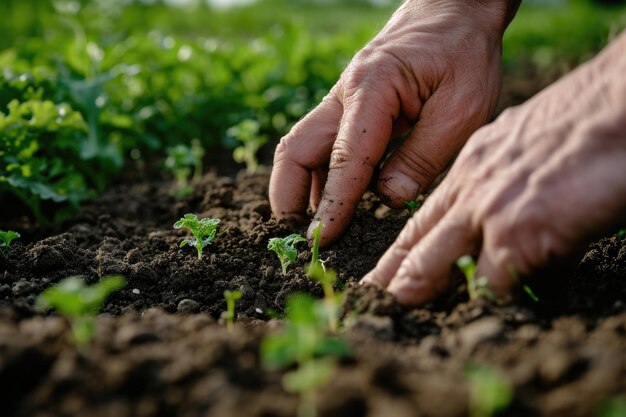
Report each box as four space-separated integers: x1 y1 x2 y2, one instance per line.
362 32 626 306
270 0 516 246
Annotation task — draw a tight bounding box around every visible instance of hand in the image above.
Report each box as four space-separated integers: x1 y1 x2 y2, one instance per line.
362 32 626 305
270 0 516 246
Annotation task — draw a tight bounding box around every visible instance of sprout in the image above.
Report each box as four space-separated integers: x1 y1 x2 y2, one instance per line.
268 234 307 275
37 276 126 346
165 139 205 198
0 229 20 258
227 119 268 174
464 363 513 417
173 213 220 259
261 294 349 417
456 255 494 301
406 199 422 216
222 289 242 332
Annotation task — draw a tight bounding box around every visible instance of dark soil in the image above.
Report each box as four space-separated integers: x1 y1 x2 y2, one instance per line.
1 164 625 417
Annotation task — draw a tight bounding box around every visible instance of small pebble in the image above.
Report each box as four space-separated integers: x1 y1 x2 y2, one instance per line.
255 308 263 314
132 288 140 295
177 299 200 313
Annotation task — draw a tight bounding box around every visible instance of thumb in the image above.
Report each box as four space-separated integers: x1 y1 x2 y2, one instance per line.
378 80 495 208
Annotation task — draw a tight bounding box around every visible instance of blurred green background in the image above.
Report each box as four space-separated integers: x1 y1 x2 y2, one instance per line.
1 0 625 222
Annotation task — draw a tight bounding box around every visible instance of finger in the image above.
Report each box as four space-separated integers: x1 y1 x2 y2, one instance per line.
269 94 343 219
308 90 398 245
475 246 519 297
309 168 328 211
361 191 448 288
378 84 490 208
386 209 478 306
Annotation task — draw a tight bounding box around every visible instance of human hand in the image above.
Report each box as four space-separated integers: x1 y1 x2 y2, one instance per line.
361 32 626 305
270 0 517 246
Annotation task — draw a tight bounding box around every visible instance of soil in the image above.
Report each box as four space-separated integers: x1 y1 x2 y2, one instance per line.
1 70 625 417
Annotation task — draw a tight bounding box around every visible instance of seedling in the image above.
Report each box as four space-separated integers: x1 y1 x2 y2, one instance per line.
464 363 513 417
616 229 626 240
222 289 242 332
406 199 422 216
599 397 626 417
173 213 220 259
507 265 539 302
456 255 495 301
165 139 205 198
37 276 125 346
227 119 268 174
261 294 349 417
306 222 340 333
0 229 20 258
268 234 307 275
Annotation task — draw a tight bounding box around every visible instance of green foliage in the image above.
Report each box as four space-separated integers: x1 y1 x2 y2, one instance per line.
615 229 626 240
268 233 307 275
228 119 268 174
464 363 513 417
261 293 349 417
0 229 20 258
406 199 422 216
599 397 626 417
173 213 220 259
165 138 205 198
222 289 243 332
37 276 126 346
456 255 495 301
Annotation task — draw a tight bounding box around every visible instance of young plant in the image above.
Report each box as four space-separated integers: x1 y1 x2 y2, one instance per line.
306 222 340 333
173 213 220 259
228 119 269 174
165 138 205 198
616 228 626 240
464 363 513 417
0 229 20 258
268 233 307 275
261 293 350 417
456 255 494 301
222 289 242 332
406 199 422 216
37 275 125 346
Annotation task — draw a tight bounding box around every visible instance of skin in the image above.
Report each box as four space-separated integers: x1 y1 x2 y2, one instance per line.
362 31 626 305
270 0 520 246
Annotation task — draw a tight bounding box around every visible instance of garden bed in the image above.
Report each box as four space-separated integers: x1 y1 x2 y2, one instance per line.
1 164 625 417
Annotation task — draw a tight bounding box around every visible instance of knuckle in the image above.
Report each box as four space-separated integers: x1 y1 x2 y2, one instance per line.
394 146 442 184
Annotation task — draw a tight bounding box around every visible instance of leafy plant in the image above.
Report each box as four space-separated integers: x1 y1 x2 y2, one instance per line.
164 138 204 198
261 293 349 417
268 233 307 275
37 276 126 346
406 199 422 216
464 363 513 417
173 213 220 259
615 228 626 240
456 255 495 301
0 229 20 258
222 289 242 332
227 119 268 174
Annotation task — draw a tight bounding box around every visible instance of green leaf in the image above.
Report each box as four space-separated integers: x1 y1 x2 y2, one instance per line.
0 230 20 248
464 363 513 417
282 359 334 394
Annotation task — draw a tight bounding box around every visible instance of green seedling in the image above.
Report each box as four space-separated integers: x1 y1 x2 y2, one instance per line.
228 119 268 174
456 255 495 301
261 293 350 417
37 276 125 346
406 199 422 216
268 234 307 275
599 397 626 417
507 265 539 303
222 289 242 332
616 229 626 240
0 229 20 258
464 363 513 417
173 213 220 259
306 222 340 333
165 139 205 198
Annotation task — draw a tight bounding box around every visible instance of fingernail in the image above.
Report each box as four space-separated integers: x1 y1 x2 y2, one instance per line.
380 172 420 203
387 275 428 306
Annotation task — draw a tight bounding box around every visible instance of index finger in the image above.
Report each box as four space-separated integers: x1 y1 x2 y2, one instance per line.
269 94 343 220
309 89 398 246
